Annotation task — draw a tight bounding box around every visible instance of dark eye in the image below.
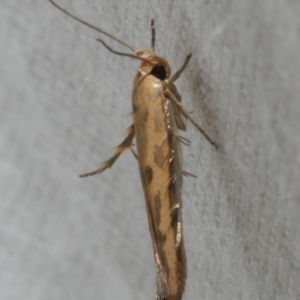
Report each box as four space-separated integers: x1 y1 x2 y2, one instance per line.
151 65 167 80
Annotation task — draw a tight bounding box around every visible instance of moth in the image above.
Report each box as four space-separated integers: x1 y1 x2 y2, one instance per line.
48 1 217 299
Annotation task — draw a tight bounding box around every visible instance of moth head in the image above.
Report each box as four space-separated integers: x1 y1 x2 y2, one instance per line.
135 48 171 81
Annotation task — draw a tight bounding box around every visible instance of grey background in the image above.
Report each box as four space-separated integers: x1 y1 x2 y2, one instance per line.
1 0 300 299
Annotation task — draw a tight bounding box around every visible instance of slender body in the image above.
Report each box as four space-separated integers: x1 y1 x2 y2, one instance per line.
133 57 186 299
48 1 217 299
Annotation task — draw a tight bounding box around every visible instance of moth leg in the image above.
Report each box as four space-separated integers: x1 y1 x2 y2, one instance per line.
130 146 138 160
165 83 187 131
172 100 187 131
79 124 135 177
169 54 192 85
164 89 218 148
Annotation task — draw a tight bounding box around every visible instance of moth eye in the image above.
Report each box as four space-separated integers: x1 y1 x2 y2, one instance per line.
151 65 167 80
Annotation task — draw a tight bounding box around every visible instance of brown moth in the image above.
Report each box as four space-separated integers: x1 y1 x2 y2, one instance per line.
48 1 217 299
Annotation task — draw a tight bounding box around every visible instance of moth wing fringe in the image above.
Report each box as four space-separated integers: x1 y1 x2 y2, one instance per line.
181 169 197 178
176 135 191 146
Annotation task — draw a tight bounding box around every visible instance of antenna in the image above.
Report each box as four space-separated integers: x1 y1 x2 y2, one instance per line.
48 0 136 52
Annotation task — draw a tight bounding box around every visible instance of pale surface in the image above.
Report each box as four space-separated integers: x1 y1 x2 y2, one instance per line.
1 0 300 299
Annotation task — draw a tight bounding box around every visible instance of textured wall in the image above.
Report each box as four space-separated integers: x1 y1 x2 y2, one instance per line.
1 0 299 299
